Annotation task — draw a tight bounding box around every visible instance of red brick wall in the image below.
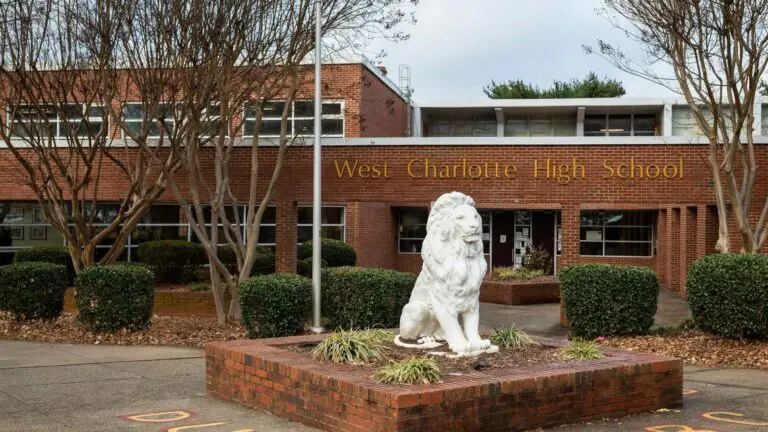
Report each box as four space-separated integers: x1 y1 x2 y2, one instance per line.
4 143 766 295
346 202 398 269
358 68 409 137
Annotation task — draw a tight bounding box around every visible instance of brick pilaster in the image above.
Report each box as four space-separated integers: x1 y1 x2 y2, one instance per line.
275 200 297 273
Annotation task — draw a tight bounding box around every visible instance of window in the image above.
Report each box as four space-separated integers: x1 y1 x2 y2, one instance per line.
243 100 344 138
398 208 490 254
0 202 65 265
11 104 105 139
579 211 655 257
297 206 345 244
122 103 175 139
762 105 767 136
584 114 657 137
504 115 576 137
398 208 427 253
427 117 496 137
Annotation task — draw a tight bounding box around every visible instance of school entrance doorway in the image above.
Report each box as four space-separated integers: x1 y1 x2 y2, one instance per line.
489 210 560 275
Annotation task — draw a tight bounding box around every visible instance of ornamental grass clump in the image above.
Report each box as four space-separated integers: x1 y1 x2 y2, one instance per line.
490 325 536 349
560 339 604 361
374 357 442 385
311 330 387 364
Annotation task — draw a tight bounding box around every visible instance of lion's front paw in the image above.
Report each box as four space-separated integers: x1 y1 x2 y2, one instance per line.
466 337 492 351
448 340 473 354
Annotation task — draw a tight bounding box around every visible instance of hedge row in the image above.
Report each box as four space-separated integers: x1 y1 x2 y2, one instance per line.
298 239 356 267
75 264 155 332
560 264 659 339
0 262 68 320
239 266 415 338
687 253 768 339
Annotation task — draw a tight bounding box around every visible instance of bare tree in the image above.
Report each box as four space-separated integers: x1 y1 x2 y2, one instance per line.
586 0 768 253
111 0 416 324
0 0 182 271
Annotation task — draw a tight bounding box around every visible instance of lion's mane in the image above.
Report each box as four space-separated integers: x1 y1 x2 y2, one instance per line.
418 192 487 314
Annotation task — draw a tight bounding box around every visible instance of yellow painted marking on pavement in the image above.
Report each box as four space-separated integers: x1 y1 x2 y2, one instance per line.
703 411 768 426
124 411 192 423
645 426 719 432
167 423 225 431
682 389 698 395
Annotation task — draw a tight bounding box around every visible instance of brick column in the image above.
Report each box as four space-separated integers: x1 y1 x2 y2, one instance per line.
656 209 667 286
275 200 297 273
679 207 697 299
557 204 580 271
696 205 708 260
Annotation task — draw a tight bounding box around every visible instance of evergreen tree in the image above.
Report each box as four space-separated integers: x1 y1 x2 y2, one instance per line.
484 72 625 99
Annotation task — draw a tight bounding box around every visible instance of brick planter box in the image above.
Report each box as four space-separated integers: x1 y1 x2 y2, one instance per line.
64 287 227 316
206 335 682 432
479 278 560 305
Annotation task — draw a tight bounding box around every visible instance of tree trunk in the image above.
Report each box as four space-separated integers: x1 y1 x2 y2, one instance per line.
227 277 241 322
210 267 227 326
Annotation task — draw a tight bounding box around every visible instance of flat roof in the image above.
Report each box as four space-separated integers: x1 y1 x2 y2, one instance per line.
417 96 768 109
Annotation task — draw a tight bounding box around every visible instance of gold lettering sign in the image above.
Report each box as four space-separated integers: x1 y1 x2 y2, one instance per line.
332 158 685 181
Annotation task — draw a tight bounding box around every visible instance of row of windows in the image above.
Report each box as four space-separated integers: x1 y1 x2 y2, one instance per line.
397 208 655 258
424 106 768 138
0 203 345 262
8 100 345 140
0 203 658 260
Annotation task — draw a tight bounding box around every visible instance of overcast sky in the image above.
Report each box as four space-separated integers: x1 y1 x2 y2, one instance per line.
365 0 676 103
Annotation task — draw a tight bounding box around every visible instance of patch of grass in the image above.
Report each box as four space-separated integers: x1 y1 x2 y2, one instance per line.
490 325 535 349
647 316 696 336
311 330 386 364
189 283 210 292
492 267 545 281
357 328 395 344
560 339 604 360
374 357 442 384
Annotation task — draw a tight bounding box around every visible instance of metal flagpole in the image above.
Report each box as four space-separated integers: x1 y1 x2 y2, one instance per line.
310 0 324 334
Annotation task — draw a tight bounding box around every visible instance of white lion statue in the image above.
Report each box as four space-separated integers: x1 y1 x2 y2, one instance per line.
396 191 497 356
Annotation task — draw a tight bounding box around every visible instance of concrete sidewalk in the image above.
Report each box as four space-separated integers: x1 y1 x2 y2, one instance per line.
0 341 314 432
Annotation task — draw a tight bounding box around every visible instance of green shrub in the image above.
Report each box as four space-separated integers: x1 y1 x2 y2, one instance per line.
136 240 206 283
217 245 275 276
240 273 311 338
14 246 74 284
311 330 388 364
76 264 155 332
374 357 442 384
490 325 535 349
492 267 545 281
560 264 659 339
687 253 768 339
0 262 67 320
297 239 356 267
322 266 415 330
522 244 551 273
297 257 328 277
560 339 604 360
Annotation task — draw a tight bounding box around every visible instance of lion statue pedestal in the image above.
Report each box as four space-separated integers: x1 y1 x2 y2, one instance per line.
395 191 498 357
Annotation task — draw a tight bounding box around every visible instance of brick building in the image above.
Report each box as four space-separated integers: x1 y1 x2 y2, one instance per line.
1 58 767 298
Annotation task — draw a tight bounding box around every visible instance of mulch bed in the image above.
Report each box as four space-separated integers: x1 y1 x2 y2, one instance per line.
0 311 246 348
603 330 768 370
287 340 576 374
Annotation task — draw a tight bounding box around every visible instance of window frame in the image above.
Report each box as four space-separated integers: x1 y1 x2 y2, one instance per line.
9 103 107 140
296 205 346 244
579 210 656 258
242 100 345 139
398 207 429 254
584 113 658 137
